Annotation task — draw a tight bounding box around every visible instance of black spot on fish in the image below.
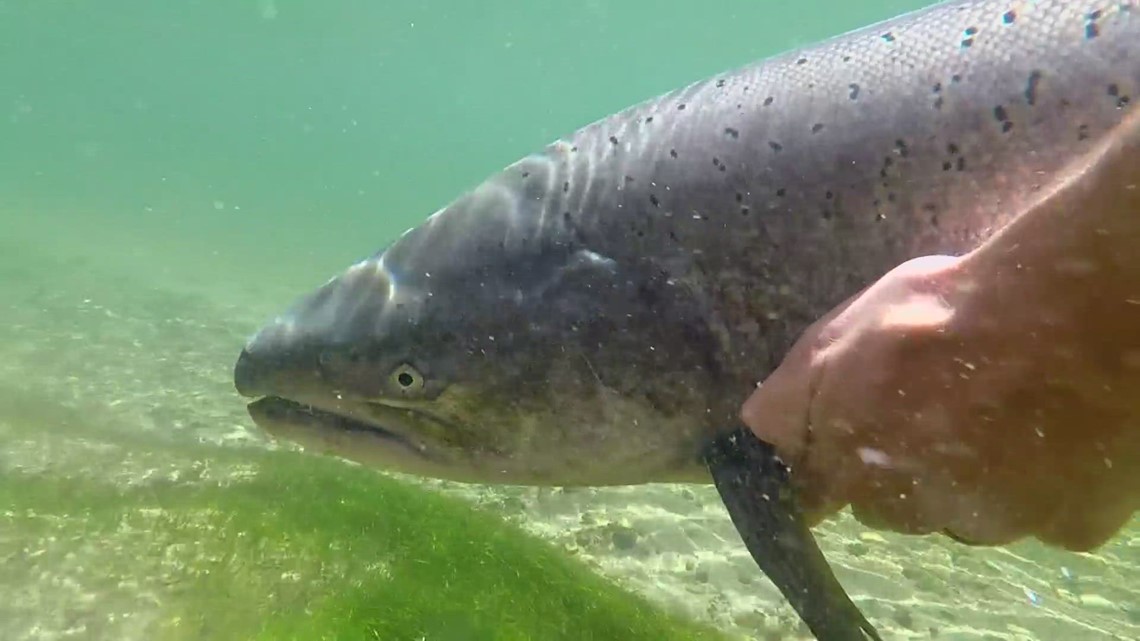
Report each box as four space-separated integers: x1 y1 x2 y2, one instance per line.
952 74 962 83
895 139 909 157
677 103 687 110
961 37 974 48
735 192 744 203
956 157 967 171
649 194 660 207
609 136 619 145
1002 10 1016 24
776 188 786 197
669 149 678 159
881 32 896 43
563 181 569 193
645 116 654 123
724 127 740 139
624 175 635 183
932 82 943 93
1078 123 1090 141
947 142 960 155
769 141 783 152
879 156 894 179
934 96 944 110
740 207 750 216
521 171 530 178
842 55 852 62
848 83 861 100
993 105 1012 132
811 123 825 134
715 79 726 88
1085 11 1102 40
825 190 834 200
1106 84 1131 107
964 26 978 36
797 57 808 65
571 146 579 153
942 161 953 171
1025 70 1042 105
763 96 774 106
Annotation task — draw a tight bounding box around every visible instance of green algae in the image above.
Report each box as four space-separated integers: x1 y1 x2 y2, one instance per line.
1 421 729 641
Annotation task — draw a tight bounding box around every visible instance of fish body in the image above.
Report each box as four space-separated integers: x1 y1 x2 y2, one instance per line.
234 2 1140 639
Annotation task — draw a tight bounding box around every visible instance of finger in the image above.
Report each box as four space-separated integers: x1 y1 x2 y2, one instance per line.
739 334 818 464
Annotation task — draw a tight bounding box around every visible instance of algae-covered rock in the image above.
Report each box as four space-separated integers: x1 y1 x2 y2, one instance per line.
1 423 728 641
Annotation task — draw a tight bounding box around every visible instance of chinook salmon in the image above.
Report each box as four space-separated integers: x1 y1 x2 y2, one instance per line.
234 1 1140 639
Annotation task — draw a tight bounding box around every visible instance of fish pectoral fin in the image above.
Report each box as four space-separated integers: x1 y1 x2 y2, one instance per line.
703 426 884 641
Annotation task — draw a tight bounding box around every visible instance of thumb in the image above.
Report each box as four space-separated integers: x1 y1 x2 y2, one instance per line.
741 255 960 465
740 324 822 465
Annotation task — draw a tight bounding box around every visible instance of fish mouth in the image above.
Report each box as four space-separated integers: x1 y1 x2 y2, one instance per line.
245 396 427 454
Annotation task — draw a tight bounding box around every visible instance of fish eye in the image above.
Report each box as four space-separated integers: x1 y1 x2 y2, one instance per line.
390 363 425 393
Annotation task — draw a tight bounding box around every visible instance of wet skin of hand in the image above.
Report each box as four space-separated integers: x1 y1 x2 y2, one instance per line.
742 112 1140 552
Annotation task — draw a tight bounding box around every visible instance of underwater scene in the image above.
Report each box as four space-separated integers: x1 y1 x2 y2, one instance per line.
2 1 1138 640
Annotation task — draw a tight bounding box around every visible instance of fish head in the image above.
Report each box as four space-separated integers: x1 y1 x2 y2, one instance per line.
234 174 725 485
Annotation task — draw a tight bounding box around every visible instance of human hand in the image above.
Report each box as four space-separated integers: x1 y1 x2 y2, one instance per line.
742 115 1140 552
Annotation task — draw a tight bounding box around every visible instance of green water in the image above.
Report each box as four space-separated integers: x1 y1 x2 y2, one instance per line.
2 1 1137 640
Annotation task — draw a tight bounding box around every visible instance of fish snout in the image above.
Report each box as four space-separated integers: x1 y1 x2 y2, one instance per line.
233 346 264 398
233 318 299 398
234 260 396 399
